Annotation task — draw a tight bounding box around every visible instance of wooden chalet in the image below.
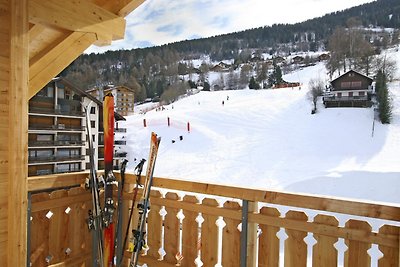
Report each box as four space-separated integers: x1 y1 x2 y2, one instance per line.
1 1 400 267
292 55 304 64
210 61 231 72
318 53 330 61
324 70 374 108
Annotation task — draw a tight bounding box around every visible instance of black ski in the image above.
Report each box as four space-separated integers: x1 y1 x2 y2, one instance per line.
85 102 104 267
114 159 128 266
129 132 161 267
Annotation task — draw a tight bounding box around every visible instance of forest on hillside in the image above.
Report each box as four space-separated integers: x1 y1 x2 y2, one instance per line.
61 0 400 103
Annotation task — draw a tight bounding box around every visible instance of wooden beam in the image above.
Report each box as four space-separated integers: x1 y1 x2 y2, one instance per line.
28 172 400 222
28 23 46 41
118 0 146 17
8 0 28 266
125 174 400 222
29 31 97 99
27 171 89 192
94 0 146 17
29 0 126 41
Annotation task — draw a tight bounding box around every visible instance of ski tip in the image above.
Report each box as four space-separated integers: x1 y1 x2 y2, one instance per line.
151 132 161 144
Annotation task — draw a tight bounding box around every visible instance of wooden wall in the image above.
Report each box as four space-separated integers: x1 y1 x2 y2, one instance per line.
0 0 145 266
0 0 10 266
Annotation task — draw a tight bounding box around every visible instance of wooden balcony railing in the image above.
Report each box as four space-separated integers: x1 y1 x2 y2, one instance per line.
27 172 400 267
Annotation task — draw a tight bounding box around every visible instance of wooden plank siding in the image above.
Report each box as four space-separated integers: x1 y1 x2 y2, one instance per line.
0 0 9 262
8 1 29 267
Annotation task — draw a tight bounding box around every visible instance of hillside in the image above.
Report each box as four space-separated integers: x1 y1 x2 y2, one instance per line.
62 0 400 96
119 47 400 204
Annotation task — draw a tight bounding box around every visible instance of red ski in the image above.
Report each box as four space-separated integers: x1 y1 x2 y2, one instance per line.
103 92 116 266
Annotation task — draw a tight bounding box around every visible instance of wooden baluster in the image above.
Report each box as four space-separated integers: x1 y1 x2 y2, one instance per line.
67 187 86 260
119 183 134 265
30 192 50 267
378 224 399 267
146 190 163 260
48 190 69 264
82 195 94 266
284 210 308 267
247 201 258 267
312 214 338 267
222 200 241 267
201 198 219 267
163 192 180 264
181 195 199 266
258 207 280 267
344 219 372 267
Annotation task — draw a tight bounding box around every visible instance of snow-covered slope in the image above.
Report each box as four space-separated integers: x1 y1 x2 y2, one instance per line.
121 53 400 204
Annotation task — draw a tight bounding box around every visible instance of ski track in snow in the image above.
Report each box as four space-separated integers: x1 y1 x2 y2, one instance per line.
121 50 400 205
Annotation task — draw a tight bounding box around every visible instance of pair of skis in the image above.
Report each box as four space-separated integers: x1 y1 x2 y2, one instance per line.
86 94 161 267
112 133 161 267
85 93 116 267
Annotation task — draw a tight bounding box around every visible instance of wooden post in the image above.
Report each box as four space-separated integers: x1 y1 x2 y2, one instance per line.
143 119 147 127
8 0 29 266
247 201 257 267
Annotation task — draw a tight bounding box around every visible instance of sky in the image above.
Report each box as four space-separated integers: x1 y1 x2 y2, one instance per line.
85 0 375 54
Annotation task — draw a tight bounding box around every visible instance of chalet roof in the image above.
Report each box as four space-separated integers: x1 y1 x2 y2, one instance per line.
331 69 373 83
55 77 126 121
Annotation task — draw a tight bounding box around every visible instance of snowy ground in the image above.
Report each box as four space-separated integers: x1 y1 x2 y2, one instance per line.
120 51 400 206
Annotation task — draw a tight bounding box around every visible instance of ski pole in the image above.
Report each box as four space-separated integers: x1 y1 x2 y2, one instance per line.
117 158 145 266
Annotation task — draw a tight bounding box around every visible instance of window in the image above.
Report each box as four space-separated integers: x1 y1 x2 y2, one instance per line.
348 92 353 97
351 81 362 88
37 135 52 141
359 91 365 96
337 92 342 98
91 120 96 128
57 88 65 99
90 106 96 114
65 89 71 100
341 82 351 88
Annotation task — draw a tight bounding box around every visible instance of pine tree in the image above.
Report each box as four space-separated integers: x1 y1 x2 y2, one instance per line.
376 69 392 124
249 76 260 89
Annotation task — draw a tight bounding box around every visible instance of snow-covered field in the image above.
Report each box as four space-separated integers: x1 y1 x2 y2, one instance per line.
120 49 400 205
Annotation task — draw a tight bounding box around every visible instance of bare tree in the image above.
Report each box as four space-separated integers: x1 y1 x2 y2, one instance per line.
375 54 398 81
308 78 324 113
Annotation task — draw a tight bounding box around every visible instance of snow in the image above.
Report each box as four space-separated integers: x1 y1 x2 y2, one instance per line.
120 53 400 206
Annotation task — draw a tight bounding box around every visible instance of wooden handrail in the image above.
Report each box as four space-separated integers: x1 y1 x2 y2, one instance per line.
27 171 400 222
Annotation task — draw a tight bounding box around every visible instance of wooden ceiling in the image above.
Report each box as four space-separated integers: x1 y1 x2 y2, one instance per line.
27 0 145 99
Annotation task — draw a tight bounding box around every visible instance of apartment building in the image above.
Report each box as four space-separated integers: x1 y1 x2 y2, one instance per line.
28 77 127 176
87 85 135 116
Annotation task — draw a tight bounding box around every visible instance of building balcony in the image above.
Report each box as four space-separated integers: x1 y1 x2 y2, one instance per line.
323 95 372 108
115 140 126 145
114 152 127 158
29 123 84 131
29 168 84 176
323 95 369 102
28 140 85 147
26 172 400 267
29 106 85 117
28 155 85 164
115 128 127 133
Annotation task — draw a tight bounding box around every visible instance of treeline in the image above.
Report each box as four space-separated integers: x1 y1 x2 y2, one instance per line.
61 0 400 102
